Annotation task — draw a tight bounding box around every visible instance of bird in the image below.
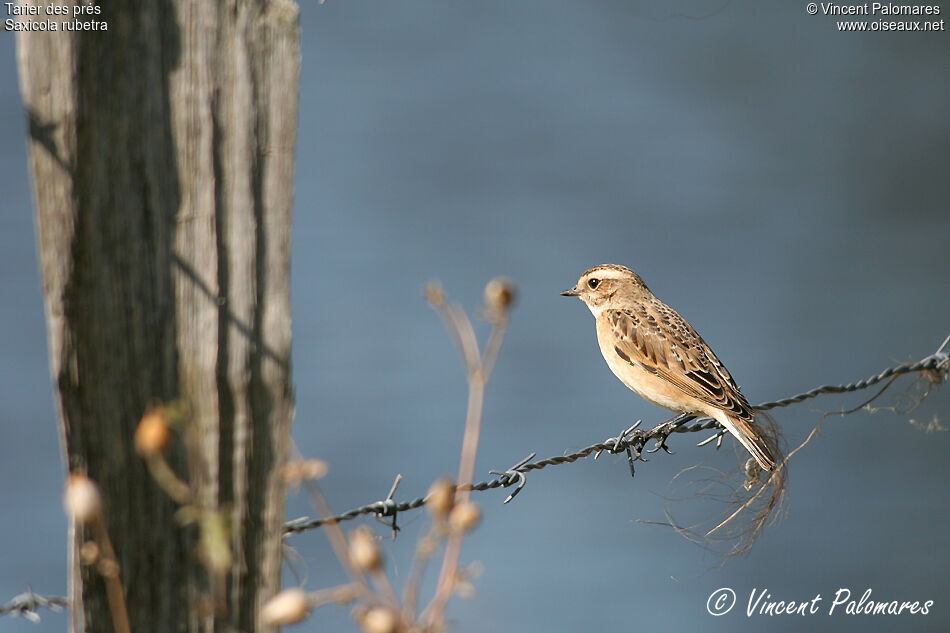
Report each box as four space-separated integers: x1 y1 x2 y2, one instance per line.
561 264 775 471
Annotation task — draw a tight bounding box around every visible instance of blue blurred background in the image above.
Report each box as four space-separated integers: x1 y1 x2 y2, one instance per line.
2 1 949 631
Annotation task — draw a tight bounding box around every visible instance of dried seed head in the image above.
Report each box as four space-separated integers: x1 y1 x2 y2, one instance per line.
453 560 485 599
357 605 400 633
426 477 456 519
424 281 446 308
281 459 329 487
448 500 481 534
135 408 172 457
349 525 382 572
64 473 102 525
416 534 437 557
261 588 310 625
483 277 516 313
79 541 100 566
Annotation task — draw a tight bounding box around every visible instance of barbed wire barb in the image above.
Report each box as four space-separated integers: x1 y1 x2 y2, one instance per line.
283 334 948 536
372 473 403 539
488 452 536 503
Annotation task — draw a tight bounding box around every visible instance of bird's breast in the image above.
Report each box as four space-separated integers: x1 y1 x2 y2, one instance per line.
597 340 687 413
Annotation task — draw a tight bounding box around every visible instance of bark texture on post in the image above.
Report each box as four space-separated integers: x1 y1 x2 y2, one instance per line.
15 1 300 631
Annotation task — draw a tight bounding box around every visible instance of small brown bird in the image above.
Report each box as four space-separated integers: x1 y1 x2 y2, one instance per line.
562 264 775 471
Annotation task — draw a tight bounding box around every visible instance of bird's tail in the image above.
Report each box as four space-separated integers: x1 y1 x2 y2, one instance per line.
715 412 777 471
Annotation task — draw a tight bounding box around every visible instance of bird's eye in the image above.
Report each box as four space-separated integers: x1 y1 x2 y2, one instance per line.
587 278 600 290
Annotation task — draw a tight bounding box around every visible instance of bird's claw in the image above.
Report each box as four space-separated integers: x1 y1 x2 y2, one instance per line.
645 433 674 454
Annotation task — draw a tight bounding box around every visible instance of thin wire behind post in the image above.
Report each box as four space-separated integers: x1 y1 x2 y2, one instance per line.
0 589 68 622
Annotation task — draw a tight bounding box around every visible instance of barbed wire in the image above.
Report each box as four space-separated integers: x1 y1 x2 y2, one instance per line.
0 587 68 622
284 334 950 535
6 338 947 621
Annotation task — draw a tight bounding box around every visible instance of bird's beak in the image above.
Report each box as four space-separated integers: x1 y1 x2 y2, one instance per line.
560 286 581 297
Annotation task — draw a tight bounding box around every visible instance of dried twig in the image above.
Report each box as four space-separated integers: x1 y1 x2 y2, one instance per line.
421 282 511 627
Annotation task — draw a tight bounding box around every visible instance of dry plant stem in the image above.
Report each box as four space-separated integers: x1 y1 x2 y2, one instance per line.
301 481 377 604
479 314 509 380
308 583 362 609
402 528 439 619
292 444 377 604
455 378 485 505
705 467 781 537
836 375 898 416
444 302 481 374
424 307 509 627
706 419 821 540
89 520 131 633
369 568 400 608
144 454 194 505
425 363 484 626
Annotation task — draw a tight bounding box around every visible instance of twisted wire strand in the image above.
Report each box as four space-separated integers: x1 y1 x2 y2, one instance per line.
284 340 949 535
752 352 946 411
0 588 68 620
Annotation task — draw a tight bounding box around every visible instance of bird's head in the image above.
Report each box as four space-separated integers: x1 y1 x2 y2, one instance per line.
560 264 649 315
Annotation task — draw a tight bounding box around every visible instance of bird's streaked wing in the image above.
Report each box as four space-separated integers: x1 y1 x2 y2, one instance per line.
604 306 754 422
